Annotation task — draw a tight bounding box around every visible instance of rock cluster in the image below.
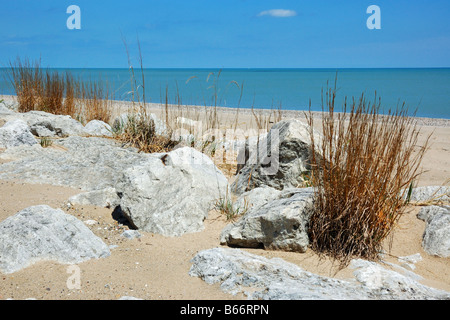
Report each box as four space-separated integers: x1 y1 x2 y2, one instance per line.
189 247 450 300
0 107 448 300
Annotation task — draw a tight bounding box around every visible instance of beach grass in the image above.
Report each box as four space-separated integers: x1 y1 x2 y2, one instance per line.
7 57 114 125
305 81 431 265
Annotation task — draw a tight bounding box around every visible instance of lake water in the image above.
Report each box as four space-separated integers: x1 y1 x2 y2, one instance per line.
1 68 449 119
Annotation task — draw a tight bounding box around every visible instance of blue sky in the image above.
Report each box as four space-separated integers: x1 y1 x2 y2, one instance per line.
0 0 449 68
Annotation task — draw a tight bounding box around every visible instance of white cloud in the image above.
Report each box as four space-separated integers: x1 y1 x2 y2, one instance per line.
257 9 297 18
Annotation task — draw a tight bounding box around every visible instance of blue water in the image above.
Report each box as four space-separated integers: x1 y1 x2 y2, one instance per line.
1 68 449 119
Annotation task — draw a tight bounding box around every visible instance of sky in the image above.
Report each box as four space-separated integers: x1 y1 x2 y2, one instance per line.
0 0 449 68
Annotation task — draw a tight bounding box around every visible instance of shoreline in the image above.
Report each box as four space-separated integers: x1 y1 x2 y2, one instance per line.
2 94 450 128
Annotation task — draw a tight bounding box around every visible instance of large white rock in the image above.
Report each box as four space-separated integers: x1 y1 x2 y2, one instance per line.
407 186 450 203
68 187 121 208
0 108 112 138
417 206 450 257
0 205 111 274
0 136 148 191
24 111 86 137
233 186 282 212
220 188 314 252
0 119 37 148
189 248 450 300
115 147 229 237
231 119 322 195
84 120 113 137
0 105 14 115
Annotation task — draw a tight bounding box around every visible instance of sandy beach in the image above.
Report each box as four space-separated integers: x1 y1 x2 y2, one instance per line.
0 95 449 300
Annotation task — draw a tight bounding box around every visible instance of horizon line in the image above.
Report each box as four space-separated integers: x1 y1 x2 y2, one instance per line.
1 66 450 70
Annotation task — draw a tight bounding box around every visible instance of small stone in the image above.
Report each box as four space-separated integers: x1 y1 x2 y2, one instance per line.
121 230 142 239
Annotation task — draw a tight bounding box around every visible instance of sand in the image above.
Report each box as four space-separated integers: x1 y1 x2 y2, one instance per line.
0 96 449 300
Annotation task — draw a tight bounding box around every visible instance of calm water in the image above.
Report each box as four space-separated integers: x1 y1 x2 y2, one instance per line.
1 68 449 119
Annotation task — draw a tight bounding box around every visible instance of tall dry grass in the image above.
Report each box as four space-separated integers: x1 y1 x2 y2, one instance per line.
77 79 113 124
306 82 431 265
115 37 176 153
8 57 44 113
8 57 113 124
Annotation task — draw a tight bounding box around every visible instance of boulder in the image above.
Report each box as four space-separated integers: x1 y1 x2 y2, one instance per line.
0 136 148 191
29 121 57 137
115 147 229 237
189 247 450 300
0 205 110 274
23 111 86 137
231 119 321 195
0 108 91 137
0 105 14 115
0 119 38 148
407 186 450 203
220 188 314 252
68 187 121 208
84 120 113 137
417 206 450 258
233 186 282 212
349 259 449 300
235 133 267 174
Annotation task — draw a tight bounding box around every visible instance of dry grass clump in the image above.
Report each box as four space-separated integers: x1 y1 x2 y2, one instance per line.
115 112 176 153
8 57 113 124
114 38 177 153
77 80 113 124
306 83 430 265
8 58 43 113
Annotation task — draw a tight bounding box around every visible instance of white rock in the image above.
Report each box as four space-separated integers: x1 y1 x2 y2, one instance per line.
84 220 98 226
407 186 450 203
231 119 322 195
121 230 142 239
189 248 450 300
0 136 148 191
220 188 315 252
398 253 423 265
24 111 86 137
118 296 143 300
233 186 282 212
84 120 113 137
69 187 121 208
116 147 229 237
0 119 37 148
0 205 110 274
418 206 450 258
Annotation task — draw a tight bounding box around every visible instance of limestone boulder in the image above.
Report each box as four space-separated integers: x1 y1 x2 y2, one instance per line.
0 119 37 148
189 247 450 300
116 147 229 237
0 205 110 274
231 119 321 195
417 206 450 258
220 188 315 252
